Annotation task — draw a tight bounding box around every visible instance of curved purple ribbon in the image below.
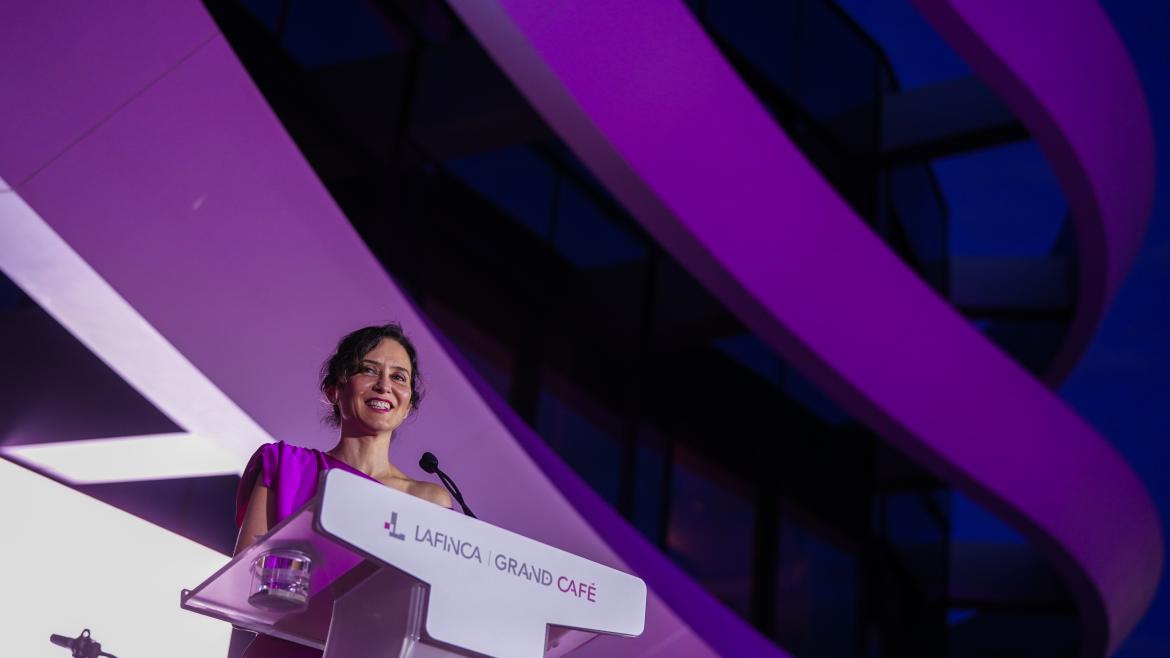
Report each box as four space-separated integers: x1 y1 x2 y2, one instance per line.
449 0 1162 655
910 0 1156 386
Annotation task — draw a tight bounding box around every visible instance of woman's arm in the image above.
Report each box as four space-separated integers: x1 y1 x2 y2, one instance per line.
234 480 271 556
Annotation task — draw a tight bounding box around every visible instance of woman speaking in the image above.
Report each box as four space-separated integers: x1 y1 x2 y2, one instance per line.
234 323 452 657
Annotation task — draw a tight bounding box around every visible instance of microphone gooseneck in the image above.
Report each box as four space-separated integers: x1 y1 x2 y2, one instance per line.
419 452 477 519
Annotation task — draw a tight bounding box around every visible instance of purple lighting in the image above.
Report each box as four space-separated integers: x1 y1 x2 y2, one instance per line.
0 0 1161 656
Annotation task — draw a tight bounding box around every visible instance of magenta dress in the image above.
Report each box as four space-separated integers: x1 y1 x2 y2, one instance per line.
235 441 379 658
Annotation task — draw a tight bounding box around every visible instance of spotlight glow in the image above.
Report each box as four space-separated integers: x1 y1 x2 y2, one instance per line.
2 433 242 483
0 459 231 657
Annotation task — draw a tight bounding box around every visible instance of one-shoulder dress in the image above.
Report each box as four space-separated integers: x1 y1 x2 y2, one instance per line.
234 441 381 658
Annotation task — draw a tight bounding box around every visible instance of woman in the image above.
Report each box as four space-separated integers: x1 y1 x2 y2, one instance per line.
233 323 452 657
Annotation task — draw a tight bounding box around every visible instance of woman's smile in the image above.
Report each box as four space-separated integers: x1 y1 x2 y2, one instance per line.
366 398 394 413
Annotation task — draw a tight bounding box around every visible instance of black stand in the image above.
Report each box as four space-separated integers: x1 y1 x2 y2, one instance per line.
49 628 120 658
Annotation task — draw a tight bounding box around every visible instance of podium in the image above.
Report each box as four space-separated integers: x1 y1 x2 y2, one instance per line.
182 469 647 657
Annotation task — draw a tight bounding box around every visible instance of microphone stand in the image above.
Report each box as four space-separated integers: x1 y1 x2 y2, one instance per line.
437 469 476 519
420 452 477 518
49 629 120 658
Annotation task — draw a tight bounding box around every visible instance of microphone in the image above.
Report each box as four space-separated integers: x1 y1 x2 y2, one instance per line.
50 629 116 658
419 452 477 519
49 634 78 649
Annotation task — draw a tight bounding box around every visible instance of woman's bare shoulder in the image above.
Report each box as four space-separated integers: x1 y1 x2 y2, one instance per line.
409 480 453 509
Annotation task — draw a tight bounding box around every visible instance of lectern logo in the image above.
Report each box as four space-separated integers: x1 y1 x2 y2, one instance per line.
384 512 406 541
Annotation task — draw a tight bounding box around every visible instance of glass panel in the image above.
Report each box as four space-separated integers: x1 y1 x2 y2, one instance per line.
667 448 755 615
552 182 647 269
951 491 1026 544
712 333 783 386
797 0 881 155
535 369 624 506
239 0 283 32
447 147 557 240
780 366 851 426
891 164 949 292
885 490 948 597
281 0 401 69
701 0 800 95
937 141 1066 257
422 300 515 400
775 517 859 658
983 318 1068 376
830 0 972 90
632 426 668 543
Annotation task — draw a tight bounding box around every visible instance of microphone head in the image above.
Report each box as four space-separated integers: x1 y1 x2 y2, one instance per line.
419 452 439 474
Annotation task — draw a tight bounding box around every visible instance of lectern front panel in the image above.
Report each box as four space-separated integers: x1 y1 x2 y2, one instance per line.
317 470 646 658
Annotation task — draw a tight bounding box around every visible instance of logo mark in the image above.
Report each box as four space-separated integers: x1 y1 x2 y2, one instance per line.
384 512 406 540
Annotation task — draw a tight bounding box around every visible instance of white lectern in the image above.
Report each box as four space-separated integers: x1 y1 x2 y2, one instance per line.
182 470 647 657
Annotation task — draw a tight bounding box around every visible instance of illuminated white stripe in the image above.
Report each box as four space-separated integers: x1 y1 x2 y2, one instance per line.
0 459 231 655
2 433 241 483
0 186 270 474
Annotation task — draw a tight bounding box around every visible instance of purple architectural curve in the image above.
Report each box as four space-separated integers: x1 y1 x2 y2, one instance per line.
446 0 1162 656
909 0 1157 386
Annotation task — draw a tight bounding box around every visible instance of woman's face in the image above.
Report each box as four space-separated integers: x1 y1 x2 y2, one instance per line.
331 338 414 436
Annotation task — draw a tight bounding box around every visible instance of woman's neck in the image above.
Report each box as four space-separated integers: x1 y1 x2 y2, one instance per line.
327 430 398 480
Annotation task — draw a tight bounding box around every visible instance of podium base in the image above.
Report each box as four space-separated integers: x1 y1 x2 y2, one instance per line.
324 569 469 658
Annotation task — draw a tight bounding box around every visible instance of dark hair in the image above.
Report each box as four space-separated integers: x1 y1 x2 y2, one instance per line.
320 323 424 427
